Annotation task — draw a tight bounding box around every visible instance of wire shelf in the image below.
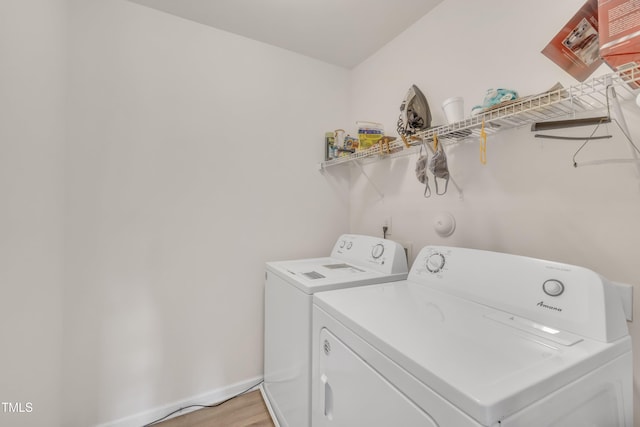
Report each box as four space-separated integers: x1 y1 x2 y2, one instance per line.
320 66 640 169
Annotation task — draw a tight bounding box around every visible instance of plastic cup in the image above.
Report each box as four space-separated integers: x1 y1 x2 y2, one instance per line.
442 97 464 124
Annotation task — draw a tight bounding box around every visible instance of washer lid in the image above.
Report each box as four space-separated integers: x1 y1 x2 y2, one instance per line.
314 281 631 425
267 257 407 294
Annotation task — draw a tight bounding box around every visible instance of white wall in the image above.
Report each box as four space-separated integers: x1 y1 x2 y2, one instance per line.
0 1 67 426
62 1 350 425
347 0 640 424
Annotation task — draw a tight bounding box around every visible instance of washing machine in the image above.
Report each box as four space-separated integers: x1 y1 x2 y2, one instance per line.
312 245 633 426
263 234 409 427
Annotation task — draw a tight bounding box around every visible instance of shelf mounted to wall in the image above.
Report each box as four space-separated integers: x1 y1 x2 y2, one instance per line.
319 66 640 196
319 66 640 166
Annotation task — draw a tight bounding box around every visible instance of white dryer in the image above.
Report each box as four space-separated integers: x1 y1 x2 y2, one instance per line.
312 246 633 426
264 234 408 427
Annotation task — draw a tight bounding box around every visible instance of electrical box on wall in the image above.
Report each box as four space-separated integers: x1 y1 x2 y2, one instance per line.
612 282 634 322
399 242 413 267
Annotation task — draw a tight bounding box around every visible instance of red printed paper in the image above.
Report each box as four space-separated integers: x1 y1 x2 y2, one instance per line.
542 0 604 81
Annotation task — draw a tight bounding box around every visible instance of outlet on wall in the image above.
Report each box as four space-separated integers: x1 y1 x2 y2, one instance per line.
383 217 392 236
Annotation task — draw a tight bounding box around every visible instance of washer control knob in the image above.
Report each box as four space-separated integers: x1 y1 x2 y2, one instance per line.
339 240 346 248
426 253 445 273
346 241 353 250
371 243 385 259
543 279 565 297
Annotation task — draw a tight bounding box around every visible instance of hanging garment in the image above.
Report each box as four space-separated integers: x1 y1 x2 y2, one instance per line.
428 143 450 195
414 145 431 198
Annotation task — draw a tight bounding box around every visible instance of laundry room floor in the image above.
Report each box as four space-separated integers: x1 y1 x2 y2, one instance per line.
153 390 275 427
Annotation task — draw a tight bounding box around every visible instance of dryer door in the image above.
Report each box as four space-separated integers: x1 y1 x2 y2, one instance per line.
314 328 438 427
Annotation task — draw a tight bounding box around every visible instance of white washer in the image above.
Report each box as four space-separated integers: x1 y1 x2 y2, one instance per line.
313 246 633 426
264 234 408 427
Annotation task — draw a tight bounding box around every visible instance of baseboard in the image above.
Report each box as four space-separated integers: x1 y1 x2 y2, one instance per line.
96 376 264 427
259 384 280 427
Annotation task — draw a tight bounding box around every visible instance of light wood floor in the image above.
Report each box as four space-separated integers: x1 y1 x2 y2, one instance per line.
154 390 275 427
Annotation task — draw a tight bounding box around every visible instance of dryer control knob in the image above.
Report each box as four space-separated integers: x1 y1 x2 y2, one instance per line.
371 243 385 259
339 240 346 248
426 253 445 273
543 279 565 297
346 241 353 250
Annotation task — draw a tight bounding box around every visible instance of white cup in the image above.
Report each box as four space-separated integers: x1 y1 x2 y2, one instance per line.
442 97 464 124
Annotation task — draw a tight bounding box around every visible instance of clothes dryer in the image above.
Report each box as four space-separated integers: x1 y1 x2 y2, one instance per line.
313 246 633 426
264 234 408 427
